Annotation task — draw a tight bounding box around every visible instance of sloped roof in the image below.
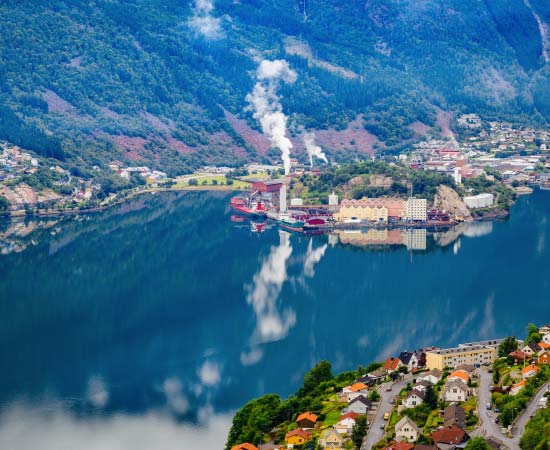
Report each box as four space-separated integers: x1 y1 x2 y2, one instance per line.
339 412 359 422
522 364 540 374
444 404 466 429
432 425 468 444
405 389 425 401
384 357 402 370
231 443 259 450
399 351 417 365
449 370 469 382
382 441 414 450
349 395 372 407
445 379 469 392
349 382 368 392
395 416 421 434
296 412 318 424
285 429 312 440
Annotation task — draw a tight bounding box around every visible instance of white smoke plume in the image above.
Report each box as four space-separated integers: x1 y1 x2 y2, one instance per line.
246 60 297 174
188 0 223 40
303 131 328 167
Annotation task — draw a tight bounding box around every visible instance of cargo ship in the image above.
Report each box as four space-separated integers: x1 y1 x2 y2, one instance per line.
230 196 266 218
278 215 304 233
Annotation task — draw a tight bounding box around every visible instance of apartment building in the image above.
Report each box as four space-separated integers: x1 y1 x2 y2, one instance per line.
426 345 496 370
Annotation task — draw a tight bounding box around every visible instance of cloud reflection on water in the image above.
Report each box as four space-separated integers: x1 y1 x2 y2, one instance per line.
0 402 232 450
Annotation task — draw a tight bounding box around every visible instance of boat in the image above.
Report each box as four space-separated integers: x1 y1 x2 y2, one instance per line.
230 196 266 218
278 215 304 233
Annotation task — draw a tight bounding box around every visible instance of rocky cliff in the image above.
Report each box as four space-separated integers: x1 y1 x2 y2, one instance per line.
433 185 473 222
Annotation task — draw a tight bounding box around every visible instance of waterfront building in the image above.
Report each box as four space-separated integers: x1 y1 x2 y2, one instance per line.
425 345 496 370
334 198 406 222
463 193 494 209
405 198 427 221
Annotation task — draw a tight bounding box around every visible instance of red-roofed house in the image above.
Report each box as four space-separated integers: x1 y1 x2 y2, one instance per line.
384 357 403 373
432 425 469 446
334 412 359 435
382 440 415 450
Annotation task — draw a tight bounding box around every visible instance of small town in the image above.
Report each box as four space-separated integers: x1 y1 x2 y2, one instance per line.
228 324 550 450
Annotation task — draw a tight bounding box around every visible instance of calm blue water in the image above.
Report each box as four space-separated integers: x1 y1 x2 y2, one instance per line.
0 190 549 448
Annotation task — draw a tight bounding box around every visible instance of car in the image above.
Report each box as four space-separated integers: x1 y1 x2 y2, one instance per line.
486 403 492 410
386 387 392 392
390 400 395 404
495 417 500 424
494 408 500 413
488 368 493 373
489 385 494 390
383 413 390 420
380 426 385 430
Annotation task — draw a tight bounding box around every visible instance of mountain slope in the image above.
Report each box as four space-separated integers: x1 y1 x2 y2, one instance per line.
1 0 550 174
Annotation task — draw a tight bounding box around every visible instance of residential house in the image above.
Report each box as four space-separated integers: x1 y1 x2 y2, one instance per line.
231 444 259 450
342 382 369 402
384 357 404 373
539 351 550 365
334 412 358 435
403 389 425 408
523 342 541 357
443 404 466 429
543 333 550 345
413 446 437 450
296 412 317 429
357 373 384 386
395 416 421 442
443 380 469 402
319 428 344 450
382 441 414 450
285 429 312 446
509 350 529 362
416 369 443 385
448 370 470 384
399 351 419 372
510 380 526 396
455 364 477 376
522 363 541 380
539 325 550 335
347 395 372 414
432 425 469 450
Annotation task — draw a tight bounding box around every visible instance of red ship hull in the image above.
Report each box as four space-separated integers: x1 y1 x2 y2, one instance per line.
230 204 266 218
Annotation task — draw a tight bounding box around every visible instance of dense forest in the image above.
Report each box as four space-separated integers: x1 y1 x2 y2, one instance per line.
1 0 550 174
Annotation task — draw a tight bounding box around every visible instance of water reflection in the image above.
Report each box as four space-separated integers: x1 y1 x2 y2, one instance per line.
0 190 548 449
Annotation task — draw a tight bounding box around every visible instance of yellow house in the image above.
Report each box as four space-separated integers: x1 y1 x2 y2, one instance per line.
320 428 344 449
285 429 311 445
426 345 496 370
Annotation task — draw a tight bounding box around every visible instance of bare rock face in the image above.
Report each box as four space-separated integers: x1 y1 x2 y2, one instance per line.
433 185 473 221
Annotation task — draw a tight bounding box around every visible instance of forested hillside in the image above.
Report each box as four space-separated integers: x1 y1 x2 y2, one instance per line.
1 0 550 174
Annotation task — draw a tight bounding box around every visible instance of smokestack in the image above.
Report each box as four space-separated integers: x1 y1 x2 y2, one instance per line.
279 184 287 213
246 60 297 174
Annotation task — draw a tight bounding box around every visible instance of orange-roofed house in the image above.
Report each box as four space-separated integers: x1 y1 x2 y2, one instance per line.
384 357 403 373
296 412 318 429
539 351 550 365
382 441 414 450
448 370 469 383
522 363 541 379
231 443 259 450
510 380 526 396
285 428 312 445
343 382 369 402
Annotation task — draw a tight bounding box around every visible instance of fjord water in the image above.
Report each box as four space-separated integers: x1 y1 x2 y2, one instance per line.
0 190 549 448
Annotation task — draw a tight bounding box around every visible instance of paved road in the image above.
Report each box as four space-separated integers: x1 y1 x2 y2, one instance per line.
474 368 550 450
361 375 411 450
473 369 517 449
511 380 550 440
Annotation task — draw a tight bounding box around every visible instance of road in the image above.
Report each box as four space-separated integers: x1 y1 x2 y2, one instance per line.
361 375 411 450
474 368 550 450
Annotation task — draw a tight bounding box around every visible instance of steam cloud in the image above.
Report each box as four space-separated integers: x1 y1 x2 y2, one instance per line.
188 0 223 39
303 131 328 167
246 60 297 174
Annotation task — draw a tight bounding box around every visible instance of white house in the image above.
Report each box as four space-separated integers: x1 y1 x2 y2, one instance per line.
334 413 358 435
444 380 469 402
403 389 425 409
543 333 550 345
399 351 419 372
417 369 442 385
395 416 421 442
